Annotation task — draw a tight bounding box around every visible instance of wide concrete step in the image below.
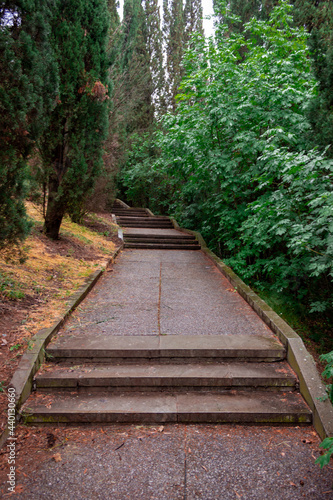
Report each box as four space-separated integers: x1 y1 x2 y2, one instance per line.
35 361 297 390
121 224 174 229
119 219 173 224
124 234 195 241
46 335 286 362
124 243 200 250
117 216 170 222
21 390 311 424
113 211 150 217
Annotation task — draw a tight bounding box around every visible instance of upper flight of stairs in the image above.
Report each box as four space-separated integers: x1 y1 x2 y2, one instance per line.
112 202 201 250
21 335 312 425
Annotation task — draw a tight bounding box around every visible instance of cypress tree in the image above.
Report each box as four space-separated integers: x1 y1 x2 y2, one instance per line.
293 0 333 156
40 0 110 237
183 0 203 47
163 0 204 111
145 0 166 115
163 0 184 111
0 0 57 248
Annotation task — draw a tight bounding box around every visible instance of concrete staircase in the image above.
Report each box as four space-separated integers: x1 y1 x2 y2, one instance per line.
21 335 312 424
112 203 201 251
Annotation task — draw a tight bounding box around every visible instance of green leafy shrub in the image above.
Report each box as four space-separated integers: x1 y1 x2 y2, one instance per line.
315 351 333 468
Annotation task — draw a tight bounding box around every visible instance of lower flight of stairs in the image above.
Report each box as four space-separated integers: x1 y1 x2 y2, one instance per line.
20 335 312 425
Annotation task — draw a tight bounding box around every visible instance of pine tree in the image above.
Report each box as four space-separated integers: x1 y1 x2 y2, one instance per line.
0 0 57 248
40 0 110 237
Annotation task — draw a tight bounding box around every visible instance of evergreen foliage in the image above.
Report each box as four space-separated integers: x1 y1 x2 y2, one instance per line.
293 0 333 156
0 0 57 247
183 0 203 47
163 0 184 111
39 0 110 237
145 0 165 114
162 0 203 110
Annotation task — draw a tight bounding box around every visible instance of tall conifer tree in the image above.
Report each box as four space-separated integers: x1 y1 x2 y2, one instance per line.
0 0 57 247
293 0 333 156
118 0 153 133
163 0 184 111
183 0 203 47
40 0 110 237
145 0 166 114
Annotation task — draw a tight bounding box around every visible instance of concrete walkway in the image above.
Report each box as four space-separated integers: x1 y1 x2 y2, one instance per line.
4 246 333 498
58 249 272 338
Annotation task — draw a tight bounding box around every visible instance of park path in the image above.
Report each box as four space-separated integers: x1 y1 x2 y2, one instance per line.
21 206 310 424
8 205 333 498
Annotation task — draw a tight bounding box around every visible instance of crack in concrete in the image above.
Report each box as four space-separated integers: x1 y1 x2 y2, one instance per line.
184 425 188 500
158 262 162 336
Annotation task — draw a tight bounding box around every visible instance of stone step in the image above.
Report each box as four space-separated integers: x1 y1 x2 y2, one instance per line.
21 390 312 424
118 223 174 228
35 361 297 390
124 243 200 250
121 224 174 229
46 335 286 362
124 234 195 241
113 211 150 217
117 215 170 222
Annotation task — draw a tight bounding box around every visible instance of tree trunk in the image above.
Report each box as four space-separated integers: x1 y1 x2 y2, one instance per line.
43 172 66 239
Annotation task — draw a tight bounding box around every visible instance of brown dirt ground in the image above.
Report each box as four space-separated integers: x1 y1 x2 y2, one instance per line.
0 205 122 433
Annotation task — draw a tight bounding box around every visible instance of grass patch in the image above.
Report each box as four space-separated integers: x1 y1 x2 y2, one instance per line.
0 202 119 336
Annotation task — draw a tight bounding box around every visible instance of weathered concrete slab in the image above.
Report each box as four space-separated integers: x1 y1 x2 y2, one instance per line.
21 390 311 424
176 392 311 424
125 228 185 235
36 361 296 389
47 335 161 358
159 252 273 336
158 334 285 359
125 234 195 240
47 334 285 360
124 243 200 250
23 392 178 424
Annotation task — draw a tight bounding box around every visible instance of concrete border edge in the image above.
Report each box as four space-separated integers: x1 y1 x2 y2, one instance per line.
0 243 123 449
115 198 130 209
170 217 333 439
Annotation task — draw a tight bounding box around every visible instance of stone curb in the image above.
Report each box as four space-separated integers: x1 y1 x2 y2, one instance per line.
0 244 123 449
170 217 333 439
